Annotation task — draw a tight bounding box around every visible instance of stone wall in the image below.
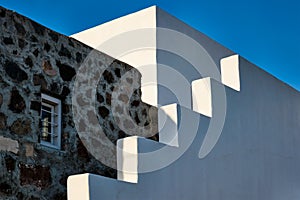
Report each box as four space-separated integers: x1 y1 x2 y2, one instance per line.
0 6 158 200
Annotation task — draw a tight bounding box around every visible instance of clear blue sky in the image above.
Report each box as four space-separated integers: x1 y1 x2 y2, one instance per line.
1 0 299 90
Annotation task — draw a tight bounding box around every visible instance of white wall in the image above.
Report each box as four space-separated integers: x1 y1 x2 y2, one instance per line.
71 6 158 106
68 6 300 200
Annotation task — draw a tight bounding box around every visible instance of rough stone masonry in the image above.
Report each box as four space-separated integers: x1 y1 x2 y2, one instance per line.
0 6 158 200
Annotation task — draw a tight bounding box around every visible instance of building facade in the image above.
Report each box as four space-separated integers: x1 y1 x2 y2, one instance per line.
0 6 157 200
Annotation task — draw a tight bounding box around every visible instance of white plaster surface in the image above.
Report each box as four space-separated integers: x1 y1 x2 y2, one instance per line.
71 6 157 106
192 77 212 117
68 56 300 199
158 103 178 147
67 174 90 200
68 6 300 200
117 136 138 183
221 55 240 91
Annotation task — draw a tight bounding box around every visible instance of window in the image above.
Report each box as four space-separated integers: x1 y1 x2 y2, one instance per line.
40 94 62 149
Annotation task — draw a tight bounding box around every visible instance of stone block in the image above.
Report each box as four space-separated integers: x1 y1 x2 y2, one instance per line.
0 136 19 154
19 163 52 189
25 143 34 157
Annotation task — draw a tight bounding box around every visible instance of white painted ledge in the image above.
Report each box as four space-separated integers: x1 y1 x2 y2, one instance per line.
67 174 90 200
191 77 213 117
158 103 179 147
221 54 240 91
117 136 138 183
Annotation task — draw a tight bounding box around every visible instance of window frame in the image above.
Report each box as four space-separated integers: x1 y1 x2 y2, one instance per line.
40 93 62 150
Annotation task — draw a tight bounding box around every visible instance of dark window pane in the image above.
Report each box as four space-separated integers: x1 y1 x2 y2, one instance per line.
41 105 52 143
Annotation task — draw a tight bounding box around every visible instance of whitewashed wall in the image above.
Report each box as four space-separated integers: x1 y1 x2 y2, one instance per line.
69 6 300 200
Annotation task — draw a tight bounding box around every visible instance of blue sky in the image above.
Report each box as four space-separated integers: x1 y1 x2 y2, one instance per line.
1 0 299 90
